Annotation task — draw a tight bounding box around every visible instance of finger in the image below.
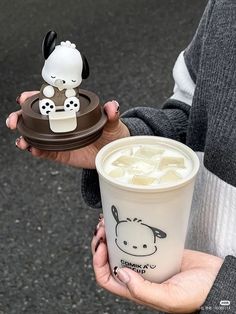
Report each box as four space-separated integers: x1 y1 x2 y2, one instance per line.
181 249 223 272
27 148 77 164
181 250 201 271
30 149 69 163
91 225 106 255
93 240 134 300
92 216 105 237
17 91 39 105
97 217 105 227
115 267 173 311
14 139 52 155
18 146 62 161
30 148 58 160
15 136 30 150
103 100 120 130
7 91 39 130
7 110 22 130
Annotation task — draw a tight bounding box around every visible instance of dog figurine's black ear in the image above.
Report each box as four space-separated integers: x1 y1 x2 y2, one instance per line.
81 54 89 79
42 31 57 60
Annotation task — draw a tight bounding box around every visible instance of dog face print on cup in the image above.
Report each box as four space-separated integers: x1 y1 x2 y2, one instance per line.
112 205 167 257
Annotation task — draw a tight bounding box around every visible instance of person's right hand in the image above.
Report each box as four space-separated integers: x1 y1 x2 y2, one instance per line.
6 91 130 169
92 220 223 314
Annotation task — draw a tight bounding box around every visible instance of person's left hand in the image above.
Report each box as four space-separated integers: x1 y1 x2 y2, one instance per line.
6 92 130 169
91 219 223 313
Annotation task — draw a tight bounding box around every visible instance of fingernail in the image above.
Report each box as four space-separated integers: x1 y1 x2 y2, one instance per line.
112 100 120 113
15 137 21 146
94 215 104 235
6 118 9 128
95 238 103 252
16 95 21 104
113 266 119 276
115 267 130 284
96 217 104 230
96 221 101 230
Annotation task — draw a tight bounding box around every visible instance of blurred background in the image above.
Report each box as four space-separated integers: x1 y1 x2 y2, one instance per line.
0 1 207 313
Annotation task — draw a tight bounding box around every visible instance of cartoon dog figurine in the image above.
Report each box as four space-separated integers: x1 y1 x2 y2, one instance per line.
39 30 89 115
112 205 167 257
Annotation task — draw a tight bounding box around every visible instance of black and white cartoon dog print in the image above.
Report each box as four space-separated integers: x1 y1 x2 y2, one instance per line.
39 31 89 115
112 205 167 257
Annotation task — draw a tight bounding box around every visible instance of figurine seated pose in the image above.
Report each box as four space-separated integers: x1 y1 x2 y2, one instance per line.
8 30 107 150
39 31 89 115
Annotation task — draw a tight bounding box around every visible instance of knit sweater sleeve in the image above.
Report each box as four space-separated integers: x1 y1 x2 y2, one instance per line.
200 256 236 313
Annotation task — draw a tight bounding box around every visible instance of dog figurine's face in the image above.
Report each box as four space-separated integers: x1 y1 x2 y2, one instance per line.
41 31 89 91
42 42 83 90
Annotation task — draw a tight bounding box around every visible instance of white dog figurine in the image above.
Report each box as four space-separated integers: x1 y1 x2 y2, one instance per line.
39 31 89 115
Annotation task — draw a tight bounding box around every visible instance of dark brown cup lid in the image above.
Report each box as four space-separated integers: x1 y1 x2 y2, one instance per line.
17 89 107 151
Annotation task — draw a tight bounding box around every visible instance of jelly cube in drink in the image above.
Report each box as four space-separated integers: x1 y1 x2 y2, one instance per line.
108 168 125 178
127 159 156 175
134 146 165 159
159 156 185 170
112 155 136 167
131 175 157 186
159 170 182 183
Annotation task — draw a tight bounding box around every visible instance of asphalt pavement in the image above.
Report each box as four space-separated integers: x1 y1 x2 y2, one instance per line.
0 1 207 313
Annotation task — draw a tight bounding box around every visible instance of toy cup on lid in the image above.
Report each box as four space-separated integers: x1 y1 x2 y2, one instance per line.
17 31 107 151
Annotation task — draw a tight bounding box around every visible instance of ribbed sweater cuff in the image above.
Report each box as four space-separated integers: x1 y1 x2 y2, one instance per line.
162 100 190 143
201 255 236 313
121 100 190 143
121 117 154 136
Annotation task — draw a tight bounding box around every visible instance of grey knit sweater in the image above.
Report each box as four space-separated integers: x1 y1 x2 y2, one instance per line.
82 0 236 312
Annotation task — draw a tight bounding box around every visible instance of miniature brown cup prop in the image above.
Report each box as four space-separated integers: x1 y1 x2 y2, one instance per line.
17 89 107 151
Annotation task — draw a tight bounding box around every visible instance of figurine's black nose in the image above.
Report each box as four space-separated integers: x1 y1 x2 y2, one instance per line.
63 80 66 84
133 246 137 249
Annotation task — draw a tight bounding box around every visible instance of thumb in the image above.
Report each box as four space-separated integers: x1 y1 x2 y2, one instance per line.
17 91 39 105
115 267 171 310
103 100 120 131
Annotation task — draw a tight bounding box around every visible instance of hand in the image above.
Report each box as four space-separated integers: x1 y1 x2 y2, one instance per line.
91 221 223 313
6 91 130 169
